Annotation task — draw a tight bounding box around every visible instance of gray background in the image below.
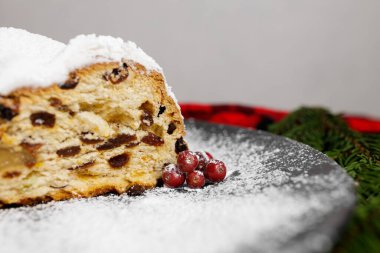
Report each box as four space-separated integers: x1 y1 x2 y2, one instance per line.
1 0 379 117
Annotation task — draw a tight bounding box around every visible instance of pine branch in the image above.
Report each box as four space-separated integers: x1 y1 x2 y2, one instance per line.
269 107 380 252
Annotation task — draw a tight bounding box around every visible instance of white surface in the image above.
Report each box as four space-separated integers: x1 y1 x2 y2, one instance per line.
0 0 379 117
0 28 161 94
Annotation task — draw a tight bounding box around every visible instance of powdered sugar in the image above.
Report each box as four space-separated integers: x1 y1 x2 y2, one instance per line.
0 28 171 97
0 121 355 253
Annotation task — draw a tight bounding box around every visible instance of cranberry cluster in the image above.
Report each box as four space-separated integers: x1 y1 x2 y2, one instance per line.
162 151 227 189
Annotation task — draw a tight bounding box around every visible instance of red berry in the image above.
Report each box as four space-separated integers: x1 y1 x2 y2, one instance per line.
205 152 213 160
195 151 211 171
177 150 199 173
205 159 227 183
162 164 185 188
186 171 205 189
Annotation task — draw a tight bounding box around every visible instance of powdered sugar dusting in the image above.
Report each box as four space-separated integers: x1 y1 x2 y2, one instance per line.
0 28 174 99
0 121 355 253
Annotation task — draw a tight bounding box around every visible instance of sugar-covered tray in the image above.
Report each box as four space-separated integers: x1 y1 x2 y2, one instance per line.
0 120 356 253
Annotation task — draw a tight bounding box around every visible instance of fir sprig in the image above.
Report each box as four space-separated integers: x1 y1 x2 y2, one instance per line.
269 107 380 253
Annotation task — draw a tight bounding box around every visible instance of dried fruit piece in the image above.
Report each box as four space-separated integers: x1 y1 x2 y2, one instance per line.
56 146 81 157
167 122 177 135
80 137 104 144
186 171 205 189
177 150 199 173
59 73 79 89
126 185 146 196
205 159 227 183
80 132 104 144
104 63 129 84
162 164 185 188
156 177 164 187
175 137 188 154
0 147 36 170
49 97 75 115
141 132 164 146
108 153 129 168
20 142 43 153
157 105 166 117
0 104 16 121
19 142 41 168
30 112 56 128
97 134 137 150
139 101 154 127
2 171 21 179
141 109 154 127
48 97 63 107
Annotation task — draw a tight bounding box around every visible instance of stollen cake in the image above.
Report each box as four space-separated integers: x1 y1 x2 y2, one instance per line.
0 28 188 207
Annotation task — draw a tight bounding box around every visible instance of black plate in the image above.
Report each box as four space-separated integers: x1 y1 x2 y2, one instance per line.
0 120 356 253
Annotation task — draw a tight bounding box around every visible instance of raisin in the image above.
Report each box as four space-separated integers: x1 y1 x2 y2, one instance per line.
0 104 16 121
20 142 42 153
167 122 177 134
108 153 129 168
49 97 75 115
59 73 79 89
126 185 146 196
20 142 40 168
49 97 63 107
157 105 166 117
141 132 164 146
97 134 137 150
30 112 56 127
59 105 73 114
18 141 40 167
17 147 37 167
156 177 164 187
24 159 37 168
175 137 188 154
2 171 21 179
56 146 81 157
104 63 129 84
80 137 104 144
140 109 154 127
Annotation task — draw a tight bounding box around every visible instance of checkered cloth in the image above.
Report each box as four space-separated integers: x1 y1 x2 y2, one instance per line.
180 104 380 133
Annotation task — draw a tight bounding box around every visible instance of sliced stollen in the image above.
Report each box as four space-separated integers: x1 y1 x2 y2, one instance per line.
0 28 188 207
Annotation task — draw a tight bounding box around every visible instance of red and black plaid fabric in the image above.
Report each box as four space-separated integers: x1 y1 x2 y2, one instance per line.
180 103 380 134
